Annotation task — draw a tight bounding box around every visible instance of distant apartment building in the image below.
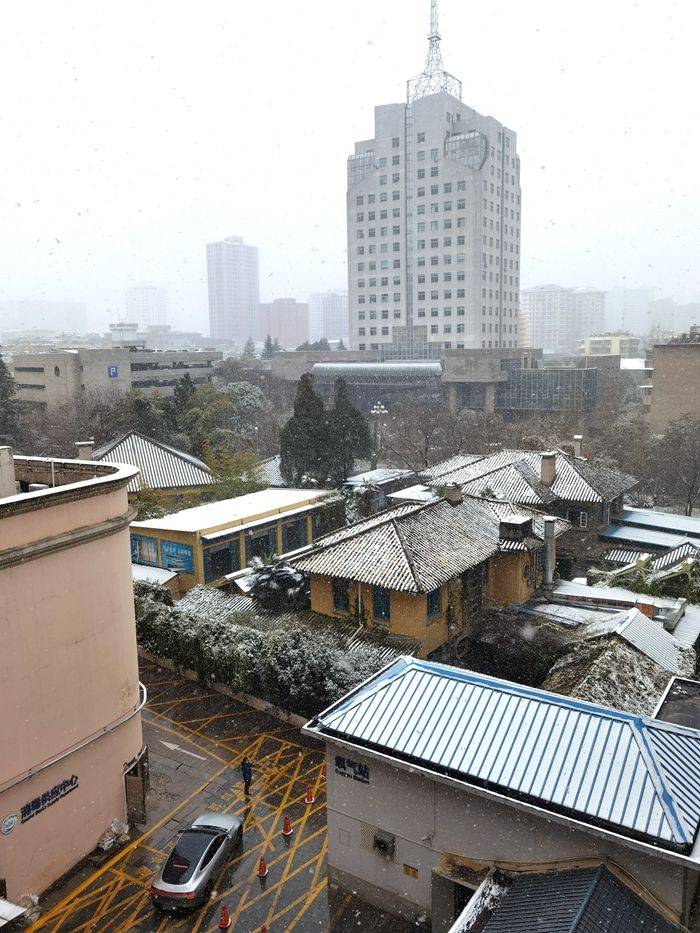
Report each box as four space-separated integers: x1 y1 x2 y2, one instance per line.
0 450 145 901
308 291 349 342
581 332 642 358
206 235 260 343
124 284 168 328
347 5 521 356
0 300 87 335
11 347 222 409
647 327 700 433
520 285 605 352
607 287 656 334
257 298 309 348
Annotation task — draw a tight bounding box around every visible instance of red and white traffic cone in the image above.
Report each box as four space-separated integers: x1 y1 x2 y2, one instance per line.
282 814 293 837
321 762 327 781
304 784 315 804
257 855 269 878
218 904 232 929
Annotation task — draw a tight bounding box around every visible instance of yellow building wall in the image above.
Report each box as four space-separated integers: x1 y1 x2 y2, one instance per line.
487 552 540 606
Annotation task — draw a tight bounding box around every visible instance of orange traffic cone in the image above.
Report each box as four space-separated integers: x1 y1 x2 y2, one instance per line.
218 904 232 929
260 926 269 932
257 855 269 878
282 814 293 837
304 785 315 804
321 762 327 781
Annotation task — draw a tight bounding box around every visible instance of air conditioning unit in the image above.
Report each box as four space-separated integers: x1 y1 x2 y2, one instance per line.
372 829 395 859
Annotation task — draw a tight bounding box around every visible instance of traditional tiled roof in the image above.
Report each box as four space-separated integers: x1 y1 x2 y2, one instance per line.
307 657 700 854
422 449 637 506
293 497 568 594
256 455 287 487
420 453 486 480
178 584 255 616
466 866 677 933
94 431 213 493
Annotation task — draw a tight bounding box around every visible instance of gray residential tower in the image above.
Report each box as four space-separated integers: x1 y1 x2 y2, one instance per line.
206 235 260 343
347 1 521 355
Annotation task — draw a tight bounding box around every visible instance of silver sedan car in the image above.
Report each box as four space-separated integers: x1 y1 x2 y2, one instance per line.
150 812 243 911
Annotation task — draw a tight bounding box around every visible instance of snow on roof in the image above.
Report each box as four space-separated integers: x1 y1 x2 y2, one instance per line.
130 487 331 534
255 455 287 487
94 431 213 493
307 657 700 854
617 508 700 540
620 357 651 370
600 524 688 549
387 484 437 503
585 608 692 675
344 467 413 487
131 564 178 585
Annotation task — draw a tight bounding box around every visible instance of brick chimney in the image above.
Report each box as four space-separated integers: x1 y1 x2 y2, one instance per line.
443 483 463 506
75 440 95 461
0 446 17 498
540 451 557 487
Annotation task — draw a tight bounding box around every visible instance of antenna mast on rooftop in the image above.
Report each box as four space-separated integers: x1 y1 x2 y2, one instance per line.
407 0 462 103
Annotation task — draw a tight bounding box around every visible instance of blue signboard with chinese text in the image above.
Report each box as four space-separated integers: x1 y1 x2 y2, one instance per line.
161 540 194 573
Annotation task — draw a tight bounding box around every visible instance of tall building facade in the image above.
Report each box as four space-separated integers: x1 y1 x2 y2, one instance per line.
308 291 349 341
124 284 168 328
206 235 260 343
257 298 309 348
347 5 521 355
520 284 605 352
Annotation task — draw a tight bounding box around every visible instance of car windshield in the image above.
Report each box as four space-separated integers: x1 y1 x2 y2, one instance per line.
161 830 218 884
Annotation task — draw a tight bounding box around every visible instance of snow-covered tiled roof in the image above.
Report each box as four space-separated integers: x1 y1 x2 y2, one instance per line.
307 657 700 854
95 431 213 493
293 496 569 594
256 455 287 487
422 449 637 506
131 564 178 586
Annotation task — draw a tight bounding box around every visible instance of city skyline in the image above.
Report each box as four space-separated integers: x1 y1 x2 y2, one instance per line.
1 0 698 334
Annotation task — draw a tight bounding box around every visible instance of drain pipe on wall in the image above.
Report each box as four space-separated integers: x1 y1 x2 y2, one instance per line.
544 517 556 585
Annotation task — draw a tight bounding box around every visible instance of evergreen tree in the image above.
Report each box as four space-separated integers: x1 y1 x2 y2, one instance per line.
272 337 281 353
0 350 21 445
327 378 372 484
337 338 346 351
173 373 196 410
242 337 256 358
261 334 274 359
279 374 328 484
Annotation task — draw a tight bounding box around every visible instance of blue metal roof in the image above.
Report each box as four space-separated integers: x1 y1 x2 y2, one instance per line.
600 525 686 549
308 658 700 853
618 508 700 540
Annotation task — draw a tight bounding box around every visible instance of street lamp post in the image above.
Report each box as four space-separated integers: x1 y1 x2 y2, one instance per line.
370 402 388 469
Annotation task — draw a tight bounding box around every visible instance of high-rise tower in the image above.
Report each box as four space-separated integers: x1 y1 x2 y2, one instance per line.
206 235 260 344
346 1 521 356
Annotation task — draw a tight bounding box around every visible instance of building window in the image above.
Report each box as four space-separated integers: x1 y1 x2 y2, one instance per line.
417 131 425 143
567 507 588 529
427 588 441 620
332 579 350 612
245 526 277 564
282 518 308 552
392 136 400 148
204 539 241 582
372 586 390 621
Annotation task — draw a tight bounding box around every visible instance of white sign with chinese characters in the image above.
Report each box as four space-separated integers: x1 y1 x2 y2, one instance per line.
334 754 369 785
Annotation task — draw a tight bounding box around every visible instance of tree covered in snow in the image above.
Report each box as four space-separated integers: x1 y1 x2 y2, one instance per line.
247 556 310 611
133 584 388 717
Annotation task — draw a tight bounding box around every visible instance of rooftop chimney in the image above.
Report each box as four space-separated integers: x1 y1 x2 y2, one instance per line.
573 435 583 458
543 516 556 585
499 515 533 542
75 440 94 461
0 446 17 499
443 482 463 506
540 451 557 487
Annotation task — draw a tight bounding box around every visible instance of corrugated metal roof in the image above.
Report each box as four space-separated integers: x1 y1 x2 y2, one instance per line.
256 455 287 487
601 548 648 565
345 468 413 487
618 508 700 540
95 431 213 493
585 609 689 675
652 541 700 571
600 525 687 549
471 866 677 933
178 585 255 616
308 657 700 853
420 454 486 480
293 497 568 594
131 564 178 585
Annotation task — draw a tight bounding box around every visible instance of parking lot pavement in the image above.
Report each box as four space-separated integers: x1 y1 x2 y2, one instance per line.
31 661 415 933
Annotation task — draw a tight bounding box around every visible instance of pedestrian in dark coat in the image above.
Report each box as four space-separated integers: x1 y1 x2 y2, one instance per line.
241 756 253 796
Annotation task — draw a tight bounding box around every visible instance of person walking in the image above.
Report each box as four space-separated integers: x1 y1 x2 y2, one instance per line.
241 756 253 796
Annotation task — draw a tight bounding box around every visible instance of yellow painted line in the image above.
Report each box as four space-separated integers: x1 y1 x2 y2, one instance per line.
30 761 232 930
280 876 328 931
331 891 353 925
143 711 229 765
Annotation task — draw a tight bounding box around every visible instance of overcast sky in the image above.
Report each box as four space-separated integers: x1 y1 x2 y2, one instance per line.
2 0 698 332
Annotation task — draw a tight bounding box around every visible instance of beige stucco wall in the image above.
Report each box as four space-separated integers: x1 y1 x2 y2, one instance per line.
322 743 695 928
0 469 143 899
647 344 700 434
